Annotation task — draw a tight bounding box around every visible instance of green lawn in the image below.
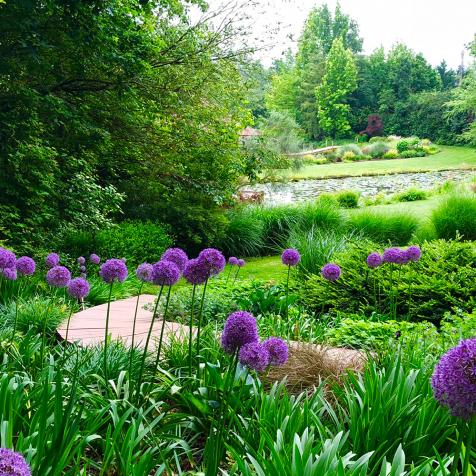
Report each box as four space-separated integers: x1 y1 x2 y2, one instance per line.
280 145 476 180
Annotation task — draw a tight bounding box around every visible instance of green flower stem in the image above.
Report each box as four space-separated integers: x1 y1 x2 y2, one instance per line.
64 309 74 345
39 313 48 366
11 283 19 342
136 285 164 398
154 285 173 371
128 282 144 377
195 278 209 369
188 285 197 374
103 282 114 389
462 417 475 476
232 268 241 286
225 266 233 286
285 264 291 320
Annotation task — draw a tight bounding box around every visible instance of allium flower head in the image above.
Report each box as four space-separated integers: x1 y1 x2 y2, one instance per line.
237 259 246 267
0 448 31 476
228 257 239 266
99 259 127 283
198 248 226 277
383 247 403 264
161 248 188 272
16 257 36 276
239 342 270 372
151 260 180 286
79 266 86 273
263 337 289 366
405 245 422 262
45 253 60 268
46 266 71 287
281 248 301 266
321 263 341 281
221 311 259 354
0 248 16 270
2 268 17 281
136 263 153 282
431 337 476 420
183 258 209 285
67 278 90 299
89 254 101 265
366 252 383 269
77 256 86 265
394 249 410 265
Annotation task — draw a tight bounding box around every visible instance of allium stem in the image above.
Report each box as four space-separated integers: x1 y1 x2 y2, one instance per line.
450 420 466 476
155 286 172 370
103 281 114 389
64 309 74 345
188 284 197 374
285 264 291 320
128 282 144 377
225 266 233 286
462 417 475 476
196 279 209 369
11 283 19 342
232 268 241 286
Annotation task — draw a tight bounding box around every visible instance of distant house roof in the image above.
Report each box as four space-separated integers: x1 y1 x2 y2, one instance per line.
240 126 261 137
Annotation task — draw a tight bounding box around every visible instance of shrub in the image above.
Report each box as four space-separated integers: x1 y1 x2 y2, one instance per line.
336 190 360 208
400 149 425 158
303 239 476 323
360 154 372 161
394 188 428 202
369 136 388 143
382 149 399 159
342 151 358 162
347 210 421 245
396 139 411 153
338 143 362 157
365 141 390 158
431 194 476 240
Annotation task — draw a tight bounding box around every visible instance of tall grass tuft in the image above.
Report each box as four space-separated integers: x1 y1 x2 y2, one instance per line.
431 193 476 241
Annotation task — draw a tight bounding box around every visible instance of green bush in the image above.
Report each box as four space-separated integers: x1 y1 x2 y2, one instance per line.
336 190 360 208
338 143 362 158
396 139 411 153
303 239 476 323
394 188 428 202
362 141 390 158
342 151 358 162
347 210 421 245
400 149 425 158
382 149 399 159
431 194 476 240
369 136 389 143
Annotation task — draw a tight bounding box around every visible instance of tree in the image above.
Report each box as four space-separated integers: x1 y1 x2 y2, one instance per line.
315 38 357 137
437 60 458 90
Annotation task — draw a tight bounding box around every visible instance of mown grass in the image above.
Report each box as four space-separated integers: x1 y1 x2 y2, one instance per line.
277 145 476 180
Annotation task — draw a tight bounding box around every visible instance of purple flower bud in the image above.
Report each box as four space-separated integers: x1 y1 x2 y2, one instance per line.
16 256 36 276
183 258 209 285
89 254 101 265
77 256 86 265
263 337 289 366
0 248 16 270
366 252 383 269
239 342 270 372
237 259 246 267
221 311 259 354
151 260 180 286
431 337 476 420
405 245 422 262
321 263 341 281
0 448 31 476
2 267 17 281
281 248 300 267
46 265 71 287
383 247 403 264
99 259 128 283
228 257 239 266
136 262 153 282
67 278 90 299
161 248 188 272
45 252 60 268
79 265 86 273
198 248 226 277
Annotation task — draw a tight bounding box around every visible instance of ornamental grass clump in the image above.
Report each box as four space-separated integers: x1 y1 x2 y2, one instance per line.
431 338 476 476
0 448 31 476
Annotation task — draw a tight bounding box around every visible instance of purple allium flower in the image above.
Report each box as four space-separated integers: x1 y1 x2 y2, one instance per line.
431 338 476 420
161 248 188 272
67 278 90 299
383 247 402 264
228 257 239 266
239 342 270 372
45 252 60 268
136 262 153 282
0 248 16 270
16 256 36 276
198 248 226 277
0 448 31 476
321 263 341 281
366 252 383 269
46 265 71 287
405 245 422 262
394 249 410 265
2 268 17 280
221 311 259 354
79 265 86 273
77 256 86 265
183 258 209 285
263 337 289 366
151 260 180 286
99 259 128 283
89 254 100 265
237 259 246 267
281 248 301 267
80 272 87 279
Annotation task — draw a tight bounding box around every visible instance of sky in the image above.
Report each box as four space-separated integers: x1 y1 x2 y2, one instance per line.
197 0 476 68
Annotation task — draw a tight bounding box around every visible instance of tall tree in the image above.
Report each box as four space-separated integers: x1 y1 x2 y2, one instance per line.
315 38 357 137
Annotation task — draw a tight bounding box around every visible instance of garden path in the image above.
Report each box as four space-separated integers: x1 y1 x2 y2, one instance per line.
57 294 193 349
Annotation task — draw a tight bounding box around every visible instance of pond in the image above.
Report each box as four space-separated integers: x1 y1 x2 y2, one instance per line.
243 169 475 205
